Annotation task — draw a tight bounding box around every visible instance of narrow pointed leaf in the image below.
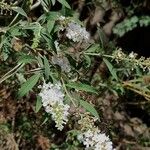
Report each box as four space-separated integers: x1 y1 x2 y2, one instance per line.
57 0 71 9
66 82 98 94
103 58 118 81
43 56 51 80
18 55 37 64
35 96 42 113
51 0 56 5
11 7 27 18
47 20 55 34
18 73 41 97
80 100 100 120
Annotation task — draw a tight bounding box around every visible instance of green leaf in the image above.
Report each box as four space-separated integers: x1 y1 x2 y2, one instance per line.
66 82 98 94
66 54 76 68
84 55 91 67
35 96 42 113
41 117 49 125
67 130 81 136
103 58 118 81
46 11 61 21
11 6 27 18
41 0 51 12
9 27 22 36
18 55 37 64
37 56 44 68
47 20 55 34
18 73 41 97
43 56 51 80
51 0 56 5
57 0 71 9
41 31 56 51
80 100 100 120
85 44 100 53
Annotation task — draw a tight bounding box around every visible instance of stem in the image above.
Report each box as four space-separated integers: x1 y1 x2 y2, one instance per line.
61 77 77 107
0 63 24 84
8 13 19 26
84 52 101 56
1 63 21 78
103 54 113 58
122 81 150 101
25 68 42 74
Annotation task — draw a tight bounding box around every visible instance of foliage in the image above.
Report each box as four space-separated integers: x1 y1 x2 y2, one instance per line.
113 16 150 37
0 0 150 149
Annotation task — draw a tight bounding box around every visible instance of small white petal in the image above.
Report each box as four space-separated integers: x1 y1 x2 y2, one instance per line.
38 82 70 130
66 22 90 43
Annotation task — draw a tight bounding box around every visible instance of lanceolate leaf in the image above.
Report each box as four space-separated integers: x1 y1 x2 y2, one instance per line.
47 20 55 34
80 100 100 120
47 11 61 21
66 82 98 94
18 55 37 64
11 7 28 18
37 56 44 68
35 96 42 113
85 44 100 53
51 0 56 5
57 0 71 9
43 56 51 80
18 73 41 97
41 32 56 51
103 58 118 81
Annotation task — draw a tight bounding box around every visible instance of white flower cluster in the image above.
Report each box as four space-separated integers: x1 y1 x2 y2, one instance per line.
66 22 90 43
78 128 113 150
39 82 70 130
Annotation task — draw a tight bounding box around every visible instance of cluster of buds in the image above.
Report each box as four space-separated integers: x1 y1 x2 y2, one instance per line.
112 48 150 71
57 16 70 31
0 2 12 16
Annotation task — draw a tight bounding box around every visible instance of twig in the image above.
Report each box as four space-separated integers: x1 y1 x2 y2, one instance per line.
61 77 77 107
122 81 150 101
25 68 43 74
0 63 24 84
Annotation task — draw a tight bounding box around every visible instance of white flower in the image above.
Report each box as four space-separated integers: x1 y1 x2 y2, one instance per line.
39 82 64 106
66 22 90 42
52 54 71 73
54 41 60 51
38 82 70 130
129 51 137 58
78 128 114 150
58 16 66 21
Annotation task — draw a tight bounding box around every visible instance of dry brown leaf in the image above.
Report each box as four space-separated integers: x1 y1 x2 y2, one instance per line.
37 135 51 150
